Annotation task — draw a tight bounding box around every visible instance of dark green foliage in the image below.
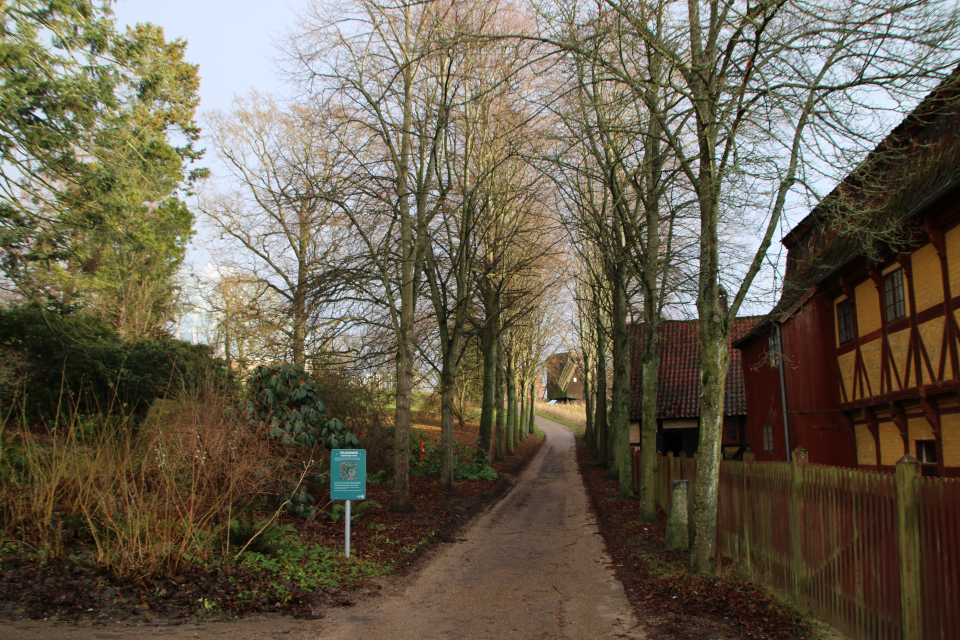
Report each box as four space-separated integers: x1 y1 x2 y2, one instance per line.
0 304 229 425
410 438 498 481
320 418 360 449
367 469 391 484
245 364 360 450
245 364 327 447
1 7 206 339
228 519 295 555
284 485 317 520
245 364 363 520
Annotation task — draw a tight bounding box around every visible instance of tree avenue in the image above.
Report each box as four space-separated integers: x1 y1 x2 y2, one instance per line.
7 0 959 592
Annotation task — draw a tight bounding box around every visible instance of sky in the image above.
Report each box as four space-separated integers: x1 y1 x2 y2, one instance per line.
111 0 309 115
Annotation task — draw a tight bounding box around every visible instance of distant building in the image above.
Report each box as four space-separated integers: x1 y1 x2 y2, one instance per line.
629 318 760 458
544 352 584 402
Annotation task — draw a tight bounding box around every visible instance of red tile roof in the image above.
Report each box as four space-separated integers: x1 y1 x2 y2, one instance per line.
629 317 762 421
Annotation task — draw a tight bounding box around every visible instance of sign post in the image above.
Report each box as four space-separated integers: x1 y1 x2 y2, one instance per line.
330 449 366 558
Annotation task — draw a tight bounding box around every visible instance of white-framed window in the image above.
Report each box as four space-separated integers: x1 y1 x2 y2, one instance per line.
762 422 775 453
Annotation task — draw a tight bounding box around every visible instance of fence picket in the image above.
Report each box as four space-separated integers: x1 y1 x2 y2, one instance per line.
630 452 959 640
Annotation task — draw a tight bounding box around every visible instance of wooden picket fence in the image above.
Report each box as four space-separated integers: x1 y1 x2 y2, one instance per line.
630 448 960 640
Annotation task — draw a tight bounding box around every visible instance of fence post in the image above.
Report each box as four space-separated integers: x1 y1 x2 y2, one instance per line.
791 447 809 609
896 455 922 640
666 480 690 550
742 449 754 576
665 451 674 513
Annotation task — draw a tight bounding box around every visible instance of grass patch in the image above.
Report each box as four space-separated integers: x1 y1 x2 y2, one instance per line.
535 401 586 436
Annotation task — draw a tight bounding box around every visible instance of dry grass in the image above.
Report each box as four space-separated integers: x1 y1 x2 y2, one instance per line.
535 401 587 436
0 387 279 581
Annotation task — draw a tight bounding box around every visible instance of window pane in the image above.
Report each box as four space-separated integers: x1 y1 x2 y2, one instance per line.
837 300 854 343
916 440 937 464
762 422 774 453
724 421 739 443
884 269 906 321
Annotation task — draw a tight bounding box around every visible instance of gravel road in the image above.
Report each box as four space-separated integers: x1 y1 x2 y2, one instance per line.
0 416 643 640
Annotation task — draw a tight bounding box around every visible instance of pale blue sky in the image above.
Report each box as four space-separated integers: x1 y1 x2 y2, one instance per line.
112 0 309 114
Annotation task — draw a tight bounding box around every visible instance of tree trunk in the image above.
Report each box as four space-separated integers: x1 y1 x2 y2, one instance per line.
689 46 726 563
595 316 608 466
508 356 519 449
478 299 499 461
439 343 458 492
583 347 595 451
637 65 666 521
638 321 660 521
291 285 307 368
390 26 416 515
691 312 728 573
518 372 527 441
604 303 618 480
392 327 415 513
528 382 535 435
496 345 507 459
223 317 232 371
611 275 632 497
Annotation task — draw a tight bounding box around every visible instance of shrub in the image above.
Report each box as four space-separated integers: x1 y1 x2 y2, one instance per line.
311 368 392 471
328 499 381 522
0 383 275 579
0 304 230 428
227 519 295 555
245 364 363 451
245 364 361 519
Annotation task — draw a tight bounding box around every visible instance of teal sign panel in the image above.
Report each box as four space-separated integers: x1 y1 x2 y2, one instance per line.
331 449 366 500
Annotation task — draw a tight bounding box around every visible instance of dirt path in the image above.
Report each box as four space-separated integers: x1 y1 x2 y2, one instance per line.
0 417 643 640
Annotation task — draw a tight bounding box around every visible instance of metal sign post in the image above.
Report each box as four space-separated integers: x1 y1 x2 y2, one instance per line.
331 449 366 559
345 500 351 558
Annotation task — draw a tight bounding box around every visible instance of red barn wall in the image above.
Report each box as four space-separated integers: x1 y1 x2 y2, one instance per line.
780 295 858 467
741 334 789 461
741 295 858 466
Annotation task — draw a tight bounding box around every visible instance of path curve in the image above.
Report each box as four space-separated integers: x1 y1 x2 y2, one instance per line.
0 417 643 640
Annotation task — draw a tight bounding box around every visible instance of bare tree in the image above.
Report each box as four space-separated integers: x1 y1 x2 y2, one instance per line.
203 267 287 371
420 0 539 488
289 0 465 512
553 2 699 515
203 93 356 368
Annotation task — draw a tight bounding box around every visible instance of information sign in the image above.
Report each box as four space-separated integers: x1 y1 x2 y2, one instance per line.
331 449 366 500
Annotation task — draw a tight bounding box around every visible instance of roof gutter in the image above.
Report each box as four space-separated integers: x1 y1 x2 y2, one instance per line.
775 323 792 461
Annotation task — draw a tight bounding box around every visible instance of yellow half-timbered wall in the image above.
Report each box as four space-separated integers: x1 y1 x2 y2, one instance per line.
835 224 960 471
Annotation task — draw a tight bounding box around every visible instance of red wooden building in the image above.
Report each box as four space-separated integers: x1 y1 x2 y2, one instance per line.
735 69 960 475
629 318 760 458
